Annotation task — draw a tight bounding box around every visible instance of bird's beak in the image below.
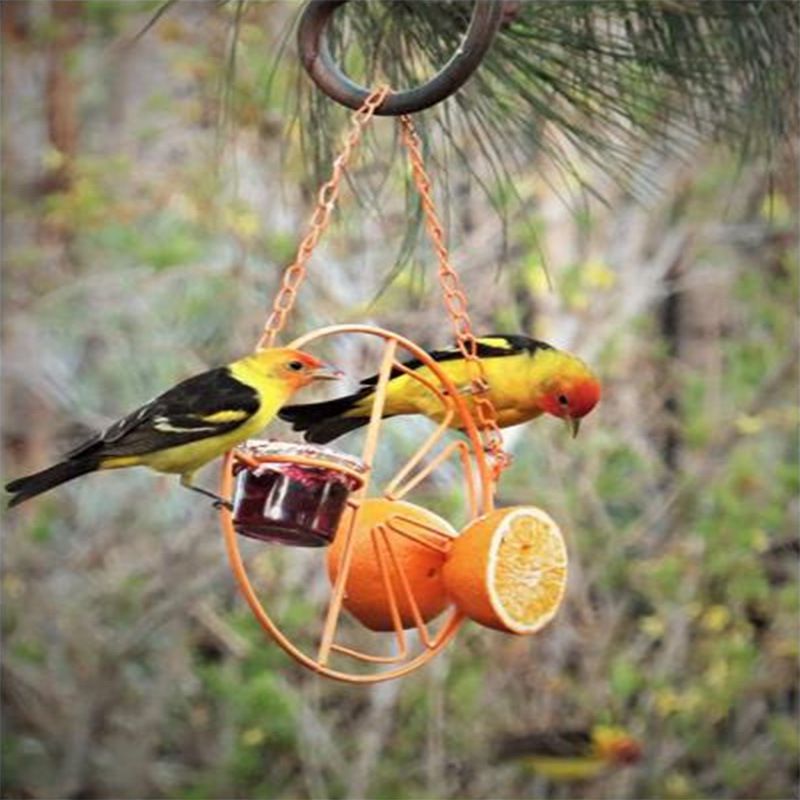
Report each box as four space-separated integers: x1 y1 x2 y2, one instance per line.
566 417 581 438
312 362 344 381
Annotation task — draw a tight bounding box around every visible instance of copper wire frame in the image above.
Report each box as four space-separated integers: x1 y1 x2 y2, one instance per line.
219 325 496 683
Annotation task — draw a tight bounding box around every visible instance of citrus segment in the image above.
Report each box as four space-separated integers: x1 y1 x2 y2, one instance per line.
327 498 455 632
442 506 567 634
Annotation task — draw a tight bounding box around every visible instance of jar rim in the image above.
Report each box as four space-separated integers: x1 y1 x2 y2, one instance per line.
240 439 369 474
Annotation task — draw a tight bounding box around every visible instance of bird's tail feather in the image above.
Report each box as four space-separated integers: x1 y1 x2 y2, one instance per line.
5 458 98 507
279 389 376 444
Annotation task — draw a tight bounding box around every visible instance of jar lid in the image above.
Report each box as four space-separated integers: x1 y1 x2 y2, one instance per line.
240 439 369 474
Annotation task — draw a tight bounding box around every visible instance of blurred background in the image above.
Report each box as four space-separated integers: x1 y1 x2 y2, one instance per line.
2 2 798 798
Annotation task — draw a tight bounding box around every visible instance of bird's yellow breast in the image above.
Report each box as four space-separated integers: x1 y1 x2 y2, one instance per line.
520 756 606 781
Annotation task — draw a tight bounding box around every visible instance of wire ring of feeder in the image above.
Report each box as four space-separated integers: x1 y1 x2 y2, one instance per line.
297 0 505 115
219 325 495 684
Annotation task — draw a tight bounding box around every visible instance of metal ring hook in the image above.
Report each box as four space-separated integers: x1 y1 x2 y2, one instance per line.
297 0 505 116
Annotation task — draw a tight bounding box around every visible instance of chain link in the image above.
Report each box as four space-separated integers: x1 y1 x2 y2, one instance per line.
398 114 510 478
256 87 509 479
257 85 391 349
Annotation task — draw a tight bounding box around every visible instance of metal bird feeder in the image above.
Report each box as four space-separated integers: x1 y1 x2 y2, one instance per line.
217 0 562 683
220 326 497 682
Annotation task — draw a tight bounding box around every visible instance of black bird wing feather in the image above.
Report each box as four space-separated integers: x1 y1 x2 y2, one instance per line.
495 730 594 761
360 335 552 386
66 367 260 460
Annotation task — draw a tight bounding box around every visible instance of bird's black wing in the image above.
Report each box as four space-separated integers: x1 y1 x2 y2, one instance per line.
361 335 553 386
66 367 260 459
495 730 593 760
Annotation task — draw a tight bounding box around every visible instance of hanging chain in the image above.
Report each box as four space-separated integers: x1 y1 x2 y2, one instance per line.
256 86 508 477
398 114 510 478
257 85 391 349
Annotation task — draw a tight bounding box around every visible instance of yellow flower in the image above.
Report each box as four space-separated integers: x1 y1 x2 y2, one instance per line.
700 605 731 633
705 659 730 688
241 727 266 747
750 529 769 552
735 414 765 435
640 615 665 639
583 261 616 290
655 687 680 716
223 205 261 241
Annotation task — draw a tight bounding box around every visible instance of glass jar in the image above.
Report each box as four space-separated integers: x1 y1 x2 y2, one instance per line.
232 441 367 547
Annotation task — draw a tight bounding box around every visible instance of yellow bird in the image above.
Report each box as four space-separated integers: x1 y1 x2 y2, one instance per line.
5 348 342 508
280 335 600 443
495 725 642 781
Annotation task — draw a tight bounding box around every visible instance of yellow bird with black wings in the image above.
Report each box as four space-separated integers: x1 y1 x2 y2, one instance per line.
5 348 341 508
495 725 642 781
279 335 600 443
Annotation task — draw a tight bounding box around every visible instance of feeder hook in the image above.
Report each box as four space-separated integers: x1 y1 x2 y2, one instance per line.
297 0 506 115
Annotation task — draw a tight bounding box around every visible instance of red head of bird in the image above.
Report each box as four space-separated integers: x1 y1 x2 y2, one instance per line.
535 352 601 436
593 726 643 766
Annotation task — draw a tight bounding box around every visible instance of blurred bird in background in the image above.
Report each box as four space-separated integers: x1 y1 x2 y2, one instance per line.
5 349 342 508
495 725 642 782
280 335 600 443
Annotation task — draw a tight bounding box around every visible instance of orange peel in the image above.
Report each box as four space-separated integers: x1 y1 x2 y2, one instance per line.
327 498 454 632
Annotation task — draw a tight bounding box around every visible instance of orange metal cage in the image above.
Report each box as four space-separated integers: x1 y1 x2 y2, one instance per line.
218 325 496 683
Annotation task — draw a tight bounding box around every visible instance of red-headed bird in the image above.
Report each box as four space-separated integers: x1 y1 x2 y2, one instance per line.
5 349 342 508
495 725 642 781
279 335 600 443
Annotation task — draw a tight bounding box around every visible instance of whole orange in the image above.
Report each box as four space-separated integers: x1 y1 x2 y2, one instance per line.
327 498 455 632
442 506 568 634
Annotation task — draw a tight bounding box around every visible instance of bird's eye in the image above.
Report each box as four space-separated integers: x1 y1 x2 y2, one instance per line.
288 360 305 372
558 394 569 406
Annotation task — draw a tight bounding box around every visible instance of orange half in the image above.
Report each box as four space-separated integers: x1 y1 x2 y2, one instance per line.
327 498 455 632
442 506 568 634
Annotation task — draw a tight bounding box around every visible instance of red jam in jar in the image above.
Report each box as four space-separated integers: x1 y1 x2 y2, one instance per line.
232 441 367 547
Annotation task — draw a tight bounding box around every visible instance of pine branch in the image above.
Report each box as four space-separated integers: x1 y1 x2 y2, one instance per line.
298 0 798 191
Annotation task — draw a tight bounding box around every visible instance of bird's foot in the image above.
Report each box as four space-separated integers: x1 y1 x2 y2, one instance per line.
181 479 233 510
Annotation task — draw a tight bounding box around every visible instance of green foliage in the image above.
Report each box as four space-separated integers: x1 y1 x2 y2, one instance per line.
299 0 799 197
2 3 797 799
